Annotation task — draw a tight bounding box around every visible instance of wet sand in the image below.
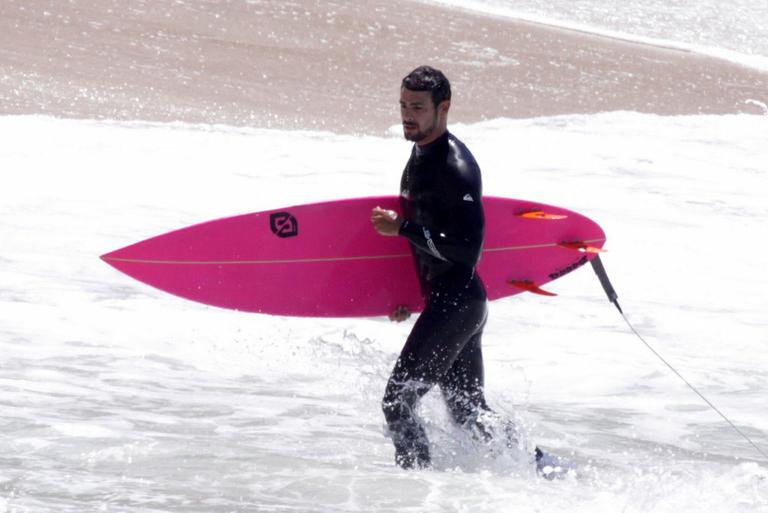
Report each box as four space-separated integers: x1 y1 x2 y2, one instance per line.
1 0 767 135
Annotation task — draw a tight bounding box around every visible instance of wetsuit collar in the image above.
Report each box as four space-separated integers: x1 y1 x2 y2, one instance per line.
414 130 450 158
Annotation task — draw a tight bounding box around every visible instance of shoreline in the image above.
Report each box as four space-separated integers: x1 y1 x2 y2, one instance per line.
413 0 768 73
1 0 766 136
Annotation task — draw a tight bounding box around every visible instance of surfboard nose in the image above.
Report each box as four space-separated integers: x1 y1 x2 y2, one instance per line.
100 247 127 264
100 245 141 271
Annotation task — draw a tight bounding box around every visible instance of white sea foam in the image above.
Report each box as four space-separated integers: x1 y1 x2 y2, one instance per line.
1 114 767 511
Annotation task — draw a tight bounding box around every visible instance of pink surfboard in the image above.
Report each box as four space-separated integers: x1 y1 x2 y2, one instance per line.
101 196 605 317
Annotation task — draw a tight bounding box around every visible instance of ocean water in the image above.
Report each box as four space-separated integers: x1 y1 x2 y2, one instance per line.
2 112 767 512
419 0 768 71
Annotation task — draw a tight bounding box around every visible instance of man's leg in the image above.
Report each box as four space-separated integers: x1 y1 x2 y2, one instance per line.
381 295 481 468
439 323 520 449
439 330 490 429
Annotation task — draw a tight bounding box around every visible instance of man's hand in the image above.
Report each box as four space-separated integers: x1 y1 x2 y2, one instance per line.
389 305 411 322
371 207 403 236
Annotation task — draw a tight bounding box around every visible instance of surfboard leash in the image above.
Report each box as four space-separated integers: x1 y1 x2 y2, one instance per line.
589 255 768 462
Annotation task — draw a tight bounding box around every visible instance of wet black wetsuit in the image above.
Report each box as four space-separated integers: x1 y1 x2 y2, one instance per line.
382 131 491 469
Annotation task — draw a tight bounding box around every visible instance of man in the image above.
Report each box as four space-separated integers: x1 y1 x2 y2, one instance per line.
371 66 508 469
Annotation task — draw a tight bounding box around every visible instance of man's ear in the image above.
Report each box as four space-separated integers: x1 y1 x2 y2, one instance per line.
439 100 451 115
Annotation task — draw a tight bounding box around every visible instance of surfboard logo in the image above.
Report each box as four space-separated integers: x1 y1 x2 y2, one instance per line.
548 256 588 280
270 212 299 238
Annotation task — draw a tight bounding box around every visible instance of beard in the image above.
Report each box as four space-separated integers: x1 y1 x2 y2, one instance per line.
402 113 438 142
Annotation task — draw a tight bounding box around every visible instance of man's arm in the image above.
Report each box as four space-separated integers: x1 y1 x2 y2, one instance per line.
397 167 484 267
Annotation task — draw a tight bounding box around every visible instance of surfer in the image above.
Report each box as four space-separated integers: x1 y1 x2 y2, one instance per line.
371 66 514 469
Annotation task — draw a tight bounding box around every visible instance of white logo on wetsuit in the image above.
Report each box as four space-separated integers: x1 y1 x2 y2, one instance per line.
423 227 448 261
463 194 474 202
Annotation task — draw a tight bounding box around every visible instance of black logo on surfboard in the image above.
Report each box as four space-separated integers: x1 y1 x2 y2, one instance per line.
270 212 299 238
548 256 588 280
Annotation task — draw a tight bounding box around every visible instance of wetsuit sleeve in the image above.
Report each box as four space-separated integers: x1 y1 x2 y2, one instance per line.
398 163 484 267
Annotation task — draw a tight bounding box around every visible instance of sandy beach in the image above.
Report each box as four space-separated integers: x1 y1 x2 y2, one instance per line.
1 0 767 134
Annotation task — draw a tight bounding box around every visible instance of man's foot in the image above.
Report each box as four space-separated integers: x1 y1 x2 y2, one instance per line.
471 410 521 450
534 447 575 480
395 445 431 470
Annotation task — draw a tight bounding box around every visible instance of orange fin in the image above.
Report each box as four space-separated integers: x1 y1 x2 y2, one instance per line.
508 280 558 297
517 209 568 220
559 241 606 253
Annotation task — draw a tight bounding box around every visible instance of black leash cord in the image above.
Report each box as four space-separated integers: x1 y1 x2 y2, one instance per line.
590 255 767 461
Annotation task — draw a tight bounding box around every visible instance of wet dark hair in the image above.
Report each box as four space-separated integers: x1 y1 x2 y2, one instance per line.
401 66 451 107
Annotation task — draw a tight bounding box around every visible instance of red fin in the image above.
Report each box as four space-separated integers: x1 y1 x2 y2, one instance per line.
517 210 568 220
508 280 558 297
559 241 606 253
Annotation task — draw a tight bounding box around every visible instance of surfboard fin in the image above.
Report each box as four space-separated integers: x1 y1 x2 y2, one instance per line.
508 280 558 297
516 209 568 220
558 241 606 253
